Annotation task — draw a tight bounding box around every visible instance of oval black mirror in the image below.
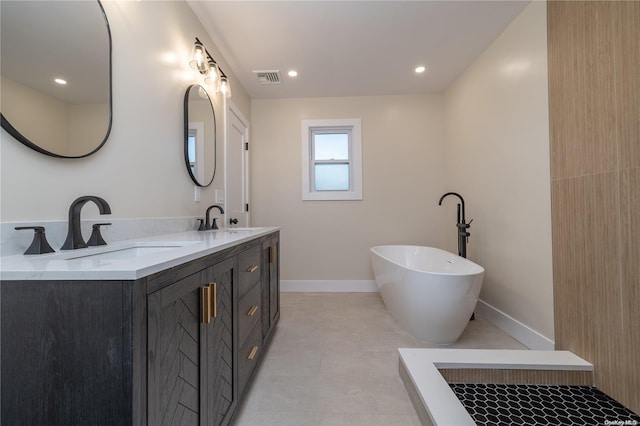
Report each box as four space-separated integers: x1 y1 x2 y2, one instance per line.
184 85 217 187
0 1 112 158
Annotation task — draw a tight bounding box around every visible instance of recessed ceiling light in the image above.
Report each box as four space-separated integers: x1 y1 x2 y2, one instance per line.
54 78 67 85
415 66 426 74
288 70 298 77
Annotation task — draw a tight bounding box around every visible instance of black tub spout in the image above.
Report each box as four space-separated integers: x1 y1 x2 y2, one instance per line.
438 192 470 258
438 192 465 223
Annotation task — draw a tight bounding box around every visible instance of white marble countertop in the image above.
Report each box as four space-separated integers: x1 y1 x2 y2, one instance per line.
0 227 279 281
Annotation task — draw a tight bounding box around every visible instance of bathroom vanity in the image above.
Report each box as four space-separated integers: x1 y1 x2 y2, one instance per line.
0 228 280 426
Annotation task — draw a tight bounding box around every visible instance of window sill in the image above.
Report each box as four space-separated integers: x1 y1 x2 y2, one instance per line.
302 190 362 201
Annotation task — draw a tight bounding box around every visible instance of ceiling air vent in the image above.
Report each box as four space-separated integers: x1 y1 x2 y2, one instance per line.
253 70 281 85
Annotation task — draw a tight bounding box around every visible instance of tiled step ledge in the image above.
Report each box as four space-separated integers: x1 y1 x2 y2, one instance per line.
399 349 593 426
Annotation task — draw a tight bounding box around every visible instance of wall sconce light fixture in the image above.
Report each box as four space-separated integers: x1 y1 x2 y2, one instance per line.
189 37 231 98
189 39 208 73
205 59 219 86
218 76 231 98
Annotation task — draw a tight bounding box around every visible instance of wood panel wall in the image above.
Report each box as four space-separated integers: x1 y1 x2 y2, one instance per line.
548 0 640 414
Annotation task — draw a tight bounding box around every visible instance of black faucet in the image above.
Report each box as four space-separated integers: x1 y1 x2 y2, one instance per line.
203 205 225 230
438 192 472 258
61 196 112 250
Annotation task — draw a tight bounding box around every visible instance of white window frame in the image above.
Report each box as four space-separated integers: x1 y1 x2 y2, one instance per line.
301 118 362 201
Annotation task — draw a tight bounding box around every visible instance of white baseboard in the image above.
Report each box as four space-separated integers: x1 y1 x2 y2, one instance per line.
281 280 378 292
475 299 555 351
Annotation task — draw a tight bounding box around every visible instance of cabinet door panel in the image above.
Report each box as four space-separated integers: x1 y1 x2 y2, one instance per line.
148 271 205 426
205 256 237 426
269 240 280 324
261 238 280 339
261 242 271 338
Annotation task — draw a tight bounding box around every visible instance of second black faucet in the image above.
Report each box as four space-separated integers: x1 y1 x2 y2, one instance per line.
201 204 225 230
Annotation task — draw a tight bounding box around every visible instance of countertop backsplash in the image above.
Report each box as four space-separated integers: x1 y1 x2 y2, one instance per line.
0 217 199 257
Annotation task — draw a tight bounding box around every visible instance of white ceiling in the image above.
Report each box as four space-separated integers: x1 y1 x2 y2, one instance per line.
187 1 530 99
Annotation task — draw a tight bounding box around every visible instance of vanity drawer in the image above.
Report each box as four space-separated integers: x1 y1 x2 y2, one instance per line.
238 284 261 346
238 245 261 296
238 325 262 395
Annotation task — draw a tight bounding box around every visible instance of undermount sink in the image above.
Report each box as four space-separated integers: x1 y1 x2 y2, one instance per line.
61 241 201 261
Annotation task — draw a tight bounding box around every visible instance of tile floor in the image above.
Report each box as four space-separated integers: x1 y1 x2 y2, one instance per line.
232 292 527 426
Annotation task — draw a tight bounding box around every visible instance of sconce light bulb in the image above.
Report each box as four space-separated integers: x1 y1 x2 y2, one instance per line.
218 76 231 98
197 59 209 74
205 61 219 85
189 41 209 73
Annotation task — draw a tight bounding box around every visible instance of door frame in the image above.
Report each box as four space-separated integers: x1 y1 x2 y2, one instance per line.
225 100 251 226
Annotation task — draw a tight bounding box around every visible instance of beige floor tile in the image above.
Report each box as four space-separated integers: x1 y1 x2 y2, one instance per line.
233 410 319 426
319 350 400 378
232 292 527 426
273 329 365 354
369 376 419 414
251 375 377 414
259 350 323 377
317 413 421 426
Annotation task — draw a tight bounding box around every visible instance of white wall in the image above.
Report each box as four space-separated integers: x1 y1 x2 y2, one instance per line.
69 103 110 157
249 1 554 345
1 76 110 157
1 76 70 154
443 1 554 341
2 0 553 345
0 1 250 223
251 95 448 282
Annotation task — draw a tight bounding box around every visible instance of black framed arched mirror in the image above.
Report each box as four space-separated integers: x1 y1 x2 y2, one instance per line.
184 85 217 187
0 1 112 158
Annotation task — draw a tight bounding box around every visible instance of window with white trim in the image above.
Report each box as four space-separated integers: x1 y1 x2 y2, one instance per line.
301 119 362 200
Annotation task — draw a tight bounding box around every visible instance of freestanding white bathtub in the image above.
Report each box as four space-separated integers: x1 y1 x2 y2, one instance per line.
370 245 484 345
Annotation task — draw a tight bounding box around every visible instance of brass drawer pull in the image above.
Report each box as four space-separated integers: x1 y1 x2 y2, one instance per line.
269 245 275 264
200 286 211 324
247 305 258 317
246 265 258 273
247 345 259 360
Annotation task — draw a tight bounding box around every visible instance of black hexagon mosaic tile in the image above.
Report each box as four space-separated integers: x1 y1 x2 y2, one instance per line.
449 383 640 426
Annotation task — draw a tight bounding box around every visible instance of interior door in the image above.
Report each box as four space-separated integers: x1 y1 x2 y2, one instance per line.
225 103 250 227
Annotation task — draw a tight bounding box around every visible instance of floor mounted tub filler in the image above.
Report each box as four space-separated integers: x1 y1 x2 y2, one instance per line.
370 245 484 345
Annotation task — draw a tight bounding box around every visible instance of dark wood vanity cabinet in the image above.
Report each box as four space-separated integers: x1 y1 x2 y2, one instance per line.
0 231 279 426
147 256 237 426
1 280 135 426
